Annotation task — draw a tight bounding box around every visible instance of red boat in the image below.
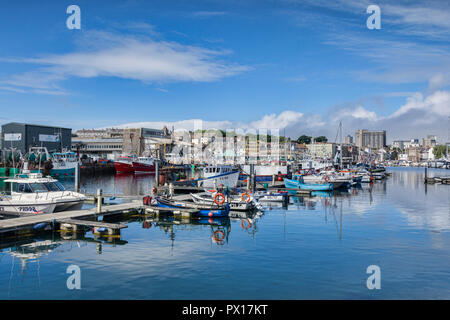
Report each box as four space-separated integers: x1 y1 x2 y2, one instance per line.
132 157 155 173
114 156 135 173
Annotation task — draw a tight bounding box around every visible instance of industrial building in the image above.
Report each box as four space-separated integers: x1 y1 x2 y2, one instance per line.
355 129 386 150
1 122 72 154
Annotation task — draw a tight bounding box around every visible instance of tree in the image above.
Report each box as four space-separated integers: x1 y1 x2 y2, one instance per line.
433 145 447 159
297 135 312 144
314 136 328 143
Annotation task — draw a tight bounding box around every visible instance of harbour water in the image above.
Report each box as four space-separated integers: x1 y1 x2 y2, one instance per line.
0 167 449 299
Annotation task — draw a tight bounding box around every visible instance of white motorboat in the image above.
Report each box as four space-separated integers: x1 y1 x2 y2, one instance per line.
0 172 86 215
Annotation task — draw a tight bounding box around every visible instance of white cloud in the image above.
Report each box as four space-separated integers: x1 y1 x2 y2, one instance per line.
0 31 249 94
108 87 449 143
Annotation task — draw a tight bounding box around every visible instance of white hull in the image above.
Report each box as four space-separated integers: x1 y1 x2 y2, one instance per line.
198 171 240 188
0 203 57 215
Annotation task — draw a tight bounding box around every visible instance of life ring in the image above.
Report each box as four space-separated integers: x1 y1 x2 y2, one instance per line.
214 193 225 205
324 176 330 182
213 230 225 241
241 192 251 203
241 219 252 229
152 187 157 195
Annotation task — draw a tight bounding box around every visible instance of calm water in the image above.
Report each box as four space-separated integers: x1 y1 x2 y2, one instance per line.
1 167 449 299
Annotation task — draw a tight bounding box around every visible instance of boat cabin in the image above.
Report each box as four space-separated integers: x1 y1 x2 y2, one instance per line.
203 165 236 177
4 173 66 195
52 152 78 163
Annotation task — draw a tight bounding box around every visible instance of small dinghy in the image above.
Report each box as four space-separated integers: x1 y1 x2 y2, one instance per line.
156 196 230 217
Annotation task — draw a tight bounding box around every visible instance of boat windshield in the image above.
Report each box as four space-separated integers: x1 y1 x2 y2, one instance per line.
29 183 49 193
44 181 65 191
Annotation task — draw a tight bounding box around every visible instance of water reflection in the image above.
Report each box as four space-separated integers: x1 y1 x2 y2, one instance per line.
1 167 449 299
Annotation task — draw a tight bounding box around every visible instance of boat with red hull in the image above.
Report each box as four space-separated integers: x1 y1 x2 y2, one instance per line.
132 157 155 173
114 156 135 173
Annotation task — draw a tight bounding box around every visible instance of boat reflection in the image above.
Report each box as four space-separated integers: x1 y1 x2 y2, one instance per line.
134 209 264 245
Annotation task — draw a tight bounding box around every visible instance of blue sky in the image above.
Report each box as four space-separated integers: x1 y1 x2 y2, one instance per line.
0 0 449 143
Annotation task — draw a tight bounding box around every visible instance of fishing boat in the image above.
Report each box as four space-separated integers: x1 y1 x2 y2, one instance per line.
0 172 86 215
193 165 240 188
284 174 334 191
155 196 230 217
51 151 79 177
132 157 156 173
27 147 79 177
114 155 136 173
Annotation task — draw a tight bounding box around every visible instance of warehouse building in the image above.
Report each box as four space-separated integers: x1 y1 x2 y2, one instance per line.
1 122 72 154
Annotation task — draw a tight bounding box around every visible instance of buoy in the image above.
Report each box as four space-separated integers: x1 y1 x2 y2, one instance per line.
214 193 225 205
241 192 251 203
213 230 225 241
208 211 214 217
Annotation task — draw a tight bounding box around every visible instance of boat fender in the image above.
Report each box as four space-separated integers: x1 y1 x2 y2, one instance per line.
214 193 225 205
241 192 251 203
33 222 49 231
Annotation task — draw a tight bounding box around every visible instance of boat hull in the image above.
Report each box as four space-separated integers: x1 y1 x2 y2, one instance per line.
114 161 134 173
156 197 230 217
132 161 155 173
284 178 334 191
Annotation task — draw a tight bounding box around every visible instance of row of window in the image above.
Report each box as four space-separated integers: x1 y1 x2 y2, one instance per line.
72 145 122 150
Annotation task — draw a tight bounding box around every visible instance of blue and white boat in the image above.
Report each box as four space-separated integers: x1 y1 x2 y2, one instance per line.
51 151 79 177
284 174 334 191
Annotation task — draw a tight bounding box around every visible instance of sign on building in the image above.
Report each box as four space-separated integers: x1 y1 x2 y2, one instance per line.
39 134 60 142
4 133 22 141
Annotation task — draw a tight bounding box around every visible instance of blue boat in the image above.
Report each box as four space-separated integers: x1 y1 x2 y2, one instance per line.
284 174 334 191
156 197 230 217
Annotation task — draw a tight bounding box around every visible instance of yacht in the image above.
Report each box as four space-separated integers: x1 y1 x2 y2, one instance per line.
0 172 86 215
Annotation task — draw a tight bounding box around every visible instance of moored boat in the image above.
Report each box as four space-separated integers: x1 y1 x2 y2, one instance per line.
132 157 156 173
0 172 86 215
284 174 334 191
114 155 135 173
156 196 230 217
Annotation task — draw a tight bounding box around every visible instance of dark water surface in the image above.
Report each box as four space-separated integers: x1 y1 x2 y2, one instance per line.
1 167 449 299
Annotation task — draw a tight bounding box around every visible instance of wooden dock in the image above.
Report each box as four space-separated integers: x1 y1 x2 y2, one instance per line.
0 202 141 234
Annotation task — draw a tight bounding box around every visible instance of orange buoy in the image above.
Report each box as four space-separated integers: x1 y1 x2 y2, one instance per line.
214 193 225 205
241 192 251 203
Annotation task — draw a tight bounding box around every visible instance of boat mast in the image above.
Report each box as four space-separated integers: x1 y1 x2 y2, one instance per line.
340 121 343 170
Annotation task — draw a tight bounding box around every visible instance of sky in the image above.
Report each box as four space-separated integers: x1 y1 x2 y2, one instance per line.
0 0 449 143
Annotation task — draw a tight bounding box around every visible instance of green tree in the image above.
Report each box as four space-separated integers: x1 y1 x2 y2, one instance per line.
433 145 447 159
297 135 312 144
314 136 328 143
